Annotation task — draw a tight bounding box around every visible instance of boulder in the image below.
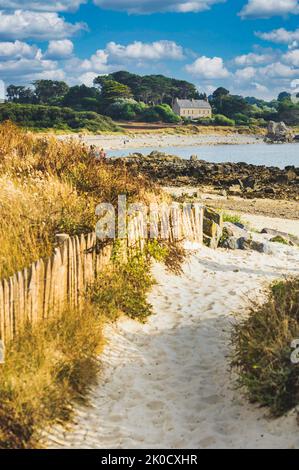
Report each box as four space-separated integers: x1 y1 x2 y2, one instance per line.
261 228 299 247
265 121 294 143
238 237 271 254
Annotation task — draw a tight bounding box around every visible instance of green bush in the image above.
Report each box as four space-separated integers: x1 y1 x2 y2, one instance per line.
214 114 235 126
0 103 120 132
231 278 299 416
142 104 181 123
106 99 146 120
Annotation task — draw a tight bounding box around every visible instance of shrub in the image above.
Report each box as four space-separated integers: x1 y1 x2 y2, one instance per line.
0 302 104 449
214 114 235 126
231 278 299 416
142 104 181 123
106 99 146 121
0 103 120 132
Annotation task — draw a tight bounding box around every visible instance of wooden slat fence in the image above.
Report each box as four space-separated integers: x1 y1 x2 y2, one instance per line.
0 205 204 344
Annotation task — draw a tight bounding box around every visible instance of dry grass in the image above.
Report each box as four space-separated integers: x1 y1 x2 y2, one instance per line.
0 122 185 449
231 278 299 416
0 122 157 279
0 302 104 449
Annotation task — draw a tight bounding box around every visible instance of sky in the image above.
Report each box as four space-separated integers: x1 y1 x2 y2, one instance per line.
0 0 299 100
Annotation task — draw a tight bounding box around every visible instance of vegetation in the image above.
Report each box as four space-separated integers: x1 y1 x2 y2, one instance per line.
0 121 186 448
0 103 120 132
4 73 299 128
231 278 299 416
94 71 200 105
0 121 157 279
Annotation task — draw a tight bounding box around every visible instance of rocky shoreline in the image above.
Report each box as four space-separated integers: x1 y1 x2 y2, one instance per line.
113 151 299 201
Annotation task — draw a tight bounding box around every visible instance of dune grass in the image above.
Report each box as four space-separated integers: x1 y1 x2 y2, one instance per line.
231 278 299 416
0 121 158 279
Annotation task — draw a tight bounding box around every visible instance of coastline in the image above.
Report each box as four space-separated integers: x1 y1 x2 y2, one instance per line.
58 130 264 151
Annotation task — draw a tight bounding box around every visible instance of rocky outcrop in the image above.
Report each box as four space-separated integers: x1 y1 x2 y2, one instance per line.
113 151 299 200
203 208 223 248
265 121 294 143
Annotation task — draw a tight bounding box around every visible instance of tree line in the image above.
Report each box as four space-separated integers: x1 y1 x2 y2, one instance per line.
3 71 299 127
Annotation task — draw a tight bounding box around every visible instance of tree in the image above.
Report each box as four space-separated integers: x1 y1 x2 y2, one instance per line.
94 71 200 105
99 80 133 108
6 85 36 104
33 80 69 105
278 91 291 102
63 85 100 111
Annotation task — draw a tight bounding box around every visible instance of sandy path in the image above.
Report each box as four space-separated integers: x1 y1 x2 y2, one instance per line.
46 242 299 450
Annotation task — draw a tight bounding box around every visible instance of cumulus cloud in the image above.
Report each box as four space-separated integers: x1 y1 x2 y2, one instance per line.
45 39 74 59
240 0 299 19
235 66 256 81
80 49 110 73
283 49 299 66
0 40 39 59
93 0 225 14
185 56 229 79
235 52 273 66
0 10 87 40
0 1 85 11
261 61 299 78
256 28 299 44
106 40 184 61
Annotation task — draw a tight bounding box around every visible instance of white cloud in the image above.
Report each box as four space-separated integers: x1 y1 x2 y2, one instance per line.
0 10 87 40
45 39 74 59
0 57 57 77
283 49 299 66
240 0 299 19
256 28 299 45
185 56 229 79
0 1 85 11
262 61 299 78
78 71 99 86
93 0 225 14
80 49 110 73
0 40 39 59
106 40 184 60
235 52 273 66
235 66 256 81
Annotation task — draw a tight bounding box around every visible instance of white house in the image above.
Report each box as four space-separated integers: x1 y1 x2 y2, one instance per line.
173 98 212 119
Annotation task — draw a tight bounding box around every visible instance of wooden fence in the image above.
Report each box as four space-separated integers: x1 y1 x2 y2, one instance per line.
0 205 204 344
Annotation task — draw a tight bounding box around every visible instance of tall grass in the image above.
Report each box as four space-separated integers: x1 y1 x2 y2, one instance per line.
0 122 180 449
0 121 157 279
0 302 104 449
231 278 299 416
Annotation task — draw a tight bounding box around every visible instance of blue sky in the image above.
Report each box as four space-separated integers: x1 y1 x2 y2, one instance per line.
0 0 299 99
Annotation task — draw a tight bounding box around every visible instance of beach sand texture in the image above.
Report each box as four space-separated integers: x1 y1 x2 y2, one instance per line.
46 217 299 450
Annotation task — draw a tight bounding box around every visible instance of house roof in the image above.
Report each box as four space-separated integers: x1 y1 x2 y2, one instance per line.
175 99 211 109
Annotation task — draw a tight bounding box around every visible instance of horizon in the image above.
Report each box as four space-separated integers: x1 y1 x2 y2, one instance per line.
0 1 299 100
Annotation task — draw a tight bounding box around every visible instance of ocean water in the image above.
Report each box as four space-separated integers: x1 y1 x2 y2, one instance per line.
110 143 299 169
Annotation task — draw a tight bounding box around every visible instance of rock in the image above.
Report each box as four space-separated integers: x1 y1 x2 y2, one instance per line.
238 237 271 253
223 222 248 239
270 236 289 245
265 121 294 143
190 155 198 162
261 228 299 247
204 208 223 227
203 208 223 248
222 236 240 250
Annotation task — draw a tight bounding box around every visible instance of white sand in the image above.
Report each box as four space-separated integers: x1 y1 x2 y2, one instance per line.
59 132 262 151
46 227 299 449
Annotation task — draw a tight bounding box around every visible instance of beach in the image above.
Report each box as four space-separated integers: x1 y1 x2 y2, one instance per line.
46 215 299 449
58 131 263 151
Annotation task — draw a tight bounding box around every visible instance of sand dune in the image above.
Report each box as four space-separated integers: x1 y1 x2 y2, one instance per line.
46 236 299 450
